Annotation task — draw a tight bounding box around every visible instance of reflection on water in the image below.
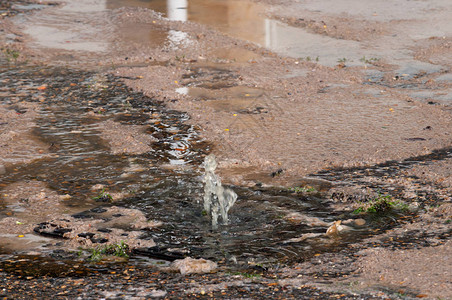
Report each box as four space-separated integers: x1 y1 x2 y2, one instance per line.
107 0 447 70
24 25 107 52
21 0 109 52
17 0 448 70
107 0 378 66
116 24 168 46
108 0 265 44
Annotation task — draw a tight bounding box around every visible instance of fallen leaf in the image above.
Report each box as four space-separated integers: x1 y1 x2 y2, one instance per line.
267 283 278 286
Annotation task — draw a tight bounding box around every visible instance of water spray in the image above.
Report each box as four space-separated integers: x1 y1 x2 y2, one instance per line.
203 154 237 229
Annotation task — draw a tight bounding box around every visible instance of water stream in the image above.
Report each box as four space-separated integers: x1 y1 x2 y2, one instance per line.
0 66 387 269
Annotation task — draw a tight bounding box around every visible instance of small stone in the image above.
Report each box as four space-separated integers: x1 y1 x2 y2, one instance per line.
149 290 167 298
91 184 105 191
326 220 342 236
171 257 217 275
326 220 352 236
354 219 366 226
59 194 72 200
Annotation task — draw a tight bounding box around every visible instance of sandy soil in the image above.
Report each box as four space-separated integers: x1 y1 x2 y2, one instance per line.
354 240 451 299
97 119 155 155
0 0 451 298
0 103 50 168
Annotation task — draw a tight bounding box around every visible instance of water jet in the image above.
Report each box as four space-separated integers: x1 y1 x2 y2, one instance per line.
203 154 237 229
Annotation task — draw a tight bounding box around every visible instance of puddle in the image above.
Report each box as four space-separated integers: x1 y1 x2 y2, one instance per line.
176 65 270 112
19 0 110 53
12 0 375 66
109 0 374 66
177 85 265 112
18 0 171 54
106 0 450 72
14 0 450 73
24 25 108 52
410 90 452 105
395 62 444 79
0 253 127 277
115 23 169 48
0 234 53 253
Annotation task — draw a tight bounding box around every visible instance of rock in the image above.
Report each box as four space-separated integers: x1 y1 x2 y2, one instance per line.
90 184 105 191
171 257 217 275
285 212 329 226
59 194 72 200
342 218 366 226
326 220 342 236
285 233 323 243
148 290 167 298
325 220 352 236
354 218 366 226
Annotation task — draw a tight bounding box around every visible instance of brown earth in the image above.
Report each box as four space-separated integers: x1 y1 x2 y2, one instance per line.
0 103 50 168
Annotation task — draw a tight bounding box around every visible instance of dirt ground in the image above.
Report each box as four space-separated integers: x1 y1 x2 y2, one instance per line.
0 0 451 298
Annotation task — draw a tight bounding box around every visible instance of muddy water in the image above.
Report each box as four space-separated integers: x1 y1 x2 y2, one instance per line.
107 0 450 71
108 0 368 66
15 0 393 66
0 65 403 273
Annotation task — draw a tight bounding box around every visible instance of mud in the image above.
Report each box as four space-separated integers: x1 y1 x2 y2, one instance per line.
0 0 451 299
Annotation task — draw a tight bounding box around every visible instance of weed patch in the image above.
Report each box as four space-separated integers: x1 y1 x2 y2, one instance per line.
88 241 130 262
353 194 409 215
289 185 317 194
1 47 20 63
93 188 113 202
